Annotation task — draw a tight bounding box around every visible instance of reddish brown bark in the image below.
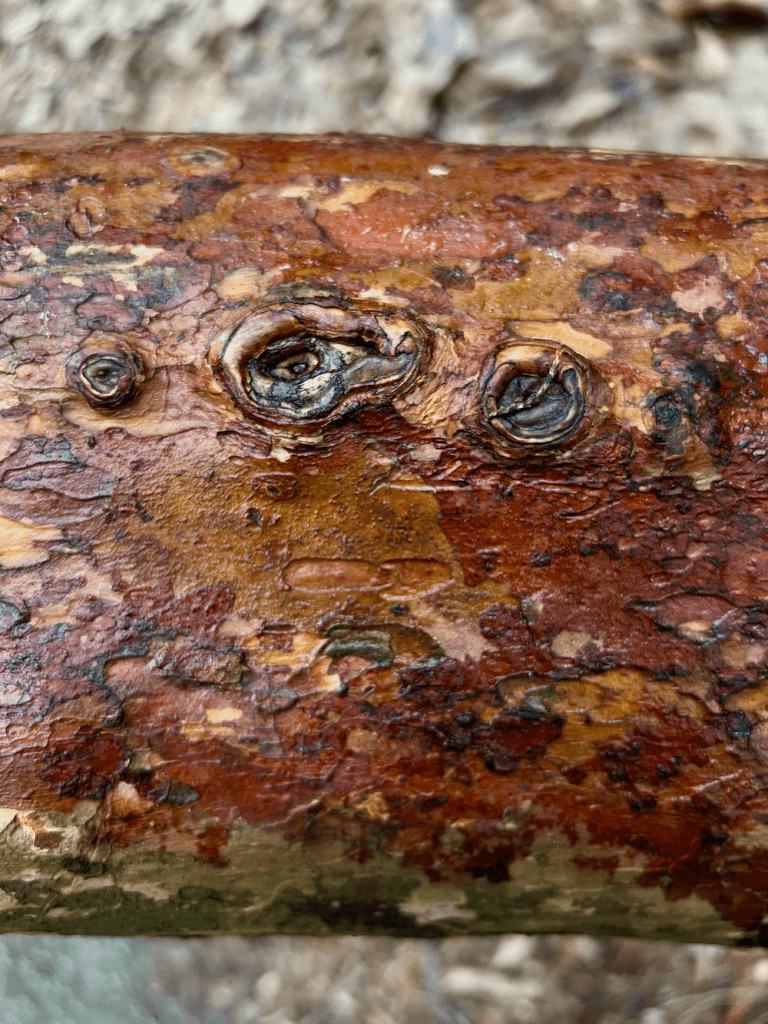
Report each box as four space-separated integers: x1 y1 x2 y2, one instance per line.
0 132 768 939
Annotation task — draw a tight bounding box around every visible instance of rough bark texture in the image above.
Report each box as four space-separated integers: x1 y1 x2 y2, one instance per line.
1 131 768 941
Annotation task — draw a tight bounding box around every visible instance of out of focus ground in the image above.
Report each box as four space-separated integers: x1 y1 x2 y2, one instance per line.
4 0 768 156
6 932 768 1023
4 0 768 1021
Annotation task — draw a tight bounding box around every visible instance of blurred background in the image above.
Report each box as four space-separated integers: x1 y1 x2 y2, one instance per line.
5 0 768 1021
5 0 768 155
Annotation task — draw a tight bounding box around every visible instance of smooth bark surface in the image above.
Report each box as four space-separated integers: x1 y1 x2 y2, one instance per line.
0 132 767 941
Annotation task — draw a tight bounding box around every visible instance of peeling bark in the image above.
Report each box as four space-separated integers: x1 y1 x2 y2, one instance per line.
1 132 768 940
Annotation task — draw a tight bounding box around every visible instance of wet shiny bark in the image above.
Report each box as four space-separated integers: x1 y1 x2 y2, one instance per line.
1 132 768 940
